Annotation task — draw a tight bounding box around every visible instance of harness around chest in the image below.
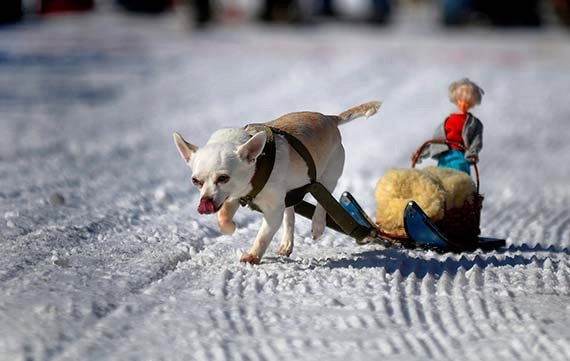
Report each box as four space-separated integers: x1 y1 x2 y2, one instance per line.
239 124 317 211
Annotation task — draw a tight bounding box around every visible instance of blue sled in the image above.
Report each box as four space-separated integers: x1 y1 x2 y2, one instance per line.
338 194 505 252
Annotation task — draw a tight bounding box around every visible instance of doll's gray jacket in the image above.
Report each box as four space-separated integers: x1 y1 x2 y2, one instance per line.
418 113 483 162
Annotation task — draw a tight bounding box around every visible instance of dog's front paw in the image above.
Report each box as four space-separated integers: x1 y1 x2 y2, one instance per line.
240 253 260 265
218 220 236 235
276 243 293 257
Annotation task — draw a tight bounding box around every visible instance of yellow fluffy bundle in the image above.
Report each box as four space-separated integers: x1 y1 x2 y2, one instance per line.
374 166 476 238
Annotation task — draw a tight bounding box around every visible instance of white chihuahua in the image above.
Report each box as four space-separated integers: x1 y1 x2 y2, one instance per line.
173 101 380 264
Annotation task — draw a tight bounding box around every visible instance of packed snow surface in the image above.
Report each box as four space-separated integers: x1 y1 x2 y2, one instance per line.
1 11 570 361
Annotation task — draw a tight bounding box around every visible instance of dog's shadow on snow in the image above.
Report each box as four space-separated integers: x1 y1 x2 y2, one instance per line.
322 243 568 277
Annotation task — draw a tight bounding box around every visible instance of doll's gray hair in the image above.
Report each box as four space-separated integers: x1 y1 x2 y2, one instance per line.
448 78 485 105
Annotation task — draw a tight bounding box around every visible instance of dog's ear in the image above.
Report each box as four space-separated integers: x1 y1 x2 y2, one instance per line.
236 131 267 163
173 132 198 163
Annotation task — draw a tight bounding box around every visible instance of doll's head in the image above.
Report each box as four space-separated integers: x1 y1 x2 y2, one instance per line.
448 78 484 114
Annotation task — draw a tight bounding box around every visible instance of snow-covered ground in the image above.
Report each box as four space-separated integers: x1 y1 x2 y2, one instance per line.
1 10 570 361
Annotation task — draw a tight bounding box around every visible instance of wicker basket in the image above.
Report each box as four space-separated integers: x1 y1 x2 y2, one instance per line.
411 139 482 244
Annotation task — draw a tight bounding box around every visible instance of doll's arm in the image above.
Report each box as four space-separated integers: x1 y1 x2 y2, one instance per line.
464 119 483 161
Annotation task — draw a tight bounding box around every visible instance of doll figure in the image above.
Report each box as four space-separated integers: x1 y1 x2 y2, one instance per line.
418 78 484 174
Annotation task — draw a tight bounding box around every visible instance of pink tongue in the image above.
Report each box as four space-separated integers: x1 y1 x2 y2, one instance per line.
198 198 216 214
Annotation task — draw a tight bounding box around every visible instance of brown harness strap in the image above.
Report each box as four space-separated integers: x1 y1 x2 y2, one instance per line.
239 124 317 210
239 124 276 211
270 127 317 183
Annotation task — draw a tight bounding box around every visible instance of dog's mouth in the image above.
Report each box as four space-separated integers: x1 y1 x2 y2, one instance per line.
197 197 225 214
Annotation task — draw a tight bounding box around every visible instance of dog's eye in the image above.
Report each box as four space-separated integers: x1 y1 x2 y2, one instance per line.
191 177 203 188
216 175 230 184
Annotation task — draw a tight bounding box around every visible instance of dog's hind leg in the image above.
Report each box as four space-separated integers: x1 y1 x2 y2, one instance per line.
312 204 327 240
277 206 295 257
312 146 345 240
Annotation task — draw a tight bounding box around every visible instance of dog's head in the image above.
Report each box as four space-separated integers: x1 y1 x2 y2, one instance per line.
173 130 267 214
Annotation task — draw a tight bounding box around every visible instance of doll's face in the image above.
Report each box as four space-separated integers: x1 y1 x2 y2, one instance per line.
456 99 472 114
454 85 475 114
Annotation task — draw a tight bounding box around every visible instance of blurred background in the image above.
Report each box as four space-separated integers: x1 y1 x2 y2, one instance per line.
1 0 570 27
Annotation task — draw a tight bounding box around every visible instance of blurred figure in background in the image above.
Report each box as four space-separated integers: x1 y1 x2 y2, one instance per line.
552 0 570 24
478 0 541 26
187 0 253 25
370 0 391 22
193 0 213 24
116 0 175 13
260 0 313 22
0 0 23 23
441 0 541 26
40 0 94 14
318 0 391 23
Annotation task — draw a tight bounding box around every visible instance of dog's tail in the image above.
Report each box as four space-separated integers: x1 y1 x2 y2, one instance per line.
337 101 381 125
